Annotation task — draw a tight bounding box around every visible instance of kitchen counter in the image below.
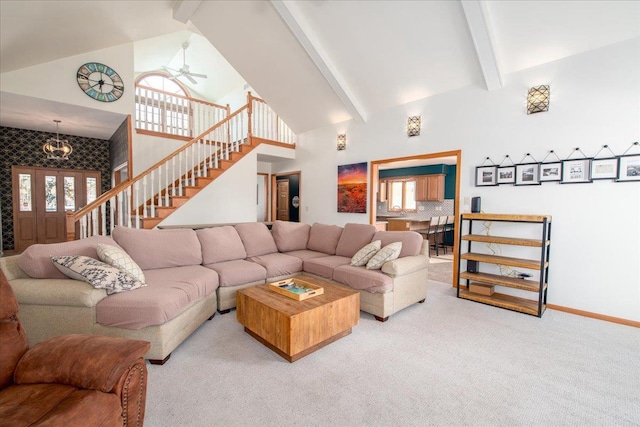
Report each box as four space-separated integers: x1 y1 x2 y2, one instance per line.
386 217 430 232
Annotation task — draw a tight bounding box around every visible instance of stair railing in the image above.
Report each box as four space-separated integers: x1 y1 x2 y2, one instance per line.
135 84 230 138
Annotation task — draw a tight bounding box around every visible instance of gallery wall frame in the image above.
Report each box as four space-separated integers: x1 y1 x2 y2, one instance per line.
539 162 562 182
473 143 639 187
591 157 619 180
515 163 540 186
497 166 515 184
561 158 592 184
475 165 497 186
617 154 640 182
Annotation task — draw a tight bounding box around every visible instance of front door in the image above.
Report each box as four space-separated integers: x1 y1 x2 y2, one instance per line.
277 180 290 221
12 166 101 252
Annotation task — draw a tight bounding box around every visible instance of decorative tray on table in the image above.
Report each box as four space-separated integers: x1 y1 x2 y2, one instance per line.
267 278 324 301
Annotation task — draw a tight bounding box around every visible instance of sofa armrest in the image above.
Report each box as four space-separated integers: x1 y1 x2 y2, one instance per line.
382 255 429 277
14 334 150 392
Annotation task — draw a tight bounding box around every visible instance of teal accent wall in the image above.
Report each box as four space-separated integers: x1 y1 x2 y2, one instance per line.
379 164 456 199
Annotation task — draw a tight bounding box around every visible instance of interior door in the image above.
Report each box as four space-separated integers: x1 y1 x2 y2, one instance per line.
13 166 101 252
277 180 290 221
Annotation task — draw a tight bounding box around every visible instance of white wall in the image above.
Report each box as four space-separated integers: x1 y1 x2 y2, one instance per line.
271 38 640 321
1 43 135 117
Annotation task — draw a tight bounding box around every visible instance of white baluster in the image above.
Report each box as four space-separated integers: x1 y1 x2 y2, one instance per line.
134 181 140 229
101 203 106 236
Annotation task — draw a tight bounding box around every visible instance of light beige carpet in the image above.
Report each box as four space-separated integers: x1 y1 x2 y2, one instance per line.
144 280 640 426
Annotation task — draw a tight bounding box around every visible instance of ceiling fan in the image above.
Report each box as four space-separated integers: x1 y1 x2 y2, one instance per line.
163 41 207 85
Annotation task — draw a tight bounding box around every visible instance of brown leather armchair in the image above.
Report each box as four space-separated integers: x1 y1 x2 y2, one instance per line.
0 269 151 426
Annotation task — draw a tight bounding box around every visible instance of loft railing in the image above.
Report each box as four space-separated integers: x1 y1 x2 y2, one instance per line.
135 84 230 138
66 92 295 240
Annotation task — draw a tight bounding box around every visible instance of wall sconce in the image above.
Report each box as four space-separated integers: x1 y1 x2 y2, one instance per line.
337 134 347 150
527 85 550 114
407 116 421 137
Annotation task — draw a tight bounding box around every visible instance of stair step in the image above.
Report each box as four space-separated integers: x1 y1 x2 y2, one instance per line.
184 186 201 197
142 217 163 229
208 169 223 179
171 196 189 208
154 206 176 219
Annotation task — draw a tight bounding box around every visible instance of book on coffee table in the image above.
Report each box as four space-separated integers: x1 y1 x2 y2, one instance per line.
268 278 324 301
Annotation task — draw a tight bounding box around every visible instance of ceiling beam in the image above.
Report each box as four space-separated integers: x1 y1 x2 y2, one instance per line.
173 0 202 24
461 0 503 91
270 0 367 123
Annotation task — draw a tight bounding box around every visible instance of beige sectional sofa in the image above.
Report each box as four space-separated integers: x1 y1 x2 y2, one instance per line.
0 221 429 364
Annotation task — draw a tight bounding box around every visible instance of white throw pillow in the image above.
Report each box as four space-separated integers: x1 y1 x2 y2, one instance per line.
350 240 382 266
97 244 145 283
51 255 146 295
365 242 402 270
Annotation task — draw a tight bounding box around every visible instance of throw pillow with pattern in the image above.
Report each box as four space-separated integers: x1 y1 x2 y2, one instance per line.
350 240 382 266
51 255 146 295
365 241 402 270
97 244 145 283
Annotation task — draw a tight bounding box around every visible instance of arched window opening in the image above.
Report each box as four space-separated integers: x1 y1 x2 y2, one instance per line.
135 72 192 137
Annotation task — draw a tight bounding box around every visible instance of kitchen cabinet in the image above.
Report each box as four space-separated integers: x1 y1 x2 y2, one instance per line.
387 218 429 232
415 174 444 202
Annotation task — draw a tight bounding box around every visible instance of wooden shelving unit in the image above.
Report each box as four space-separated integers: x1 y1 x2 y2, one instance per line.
456 213 551 317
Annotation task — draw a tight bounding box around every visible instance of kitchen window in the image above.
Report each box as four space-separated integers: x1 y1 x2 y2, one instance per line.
388 179 417 212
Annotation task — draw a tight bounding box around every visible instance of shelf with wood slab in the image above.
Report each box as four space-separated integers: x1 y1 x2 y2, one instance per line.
459 271 546 293
458 288 545 316
456 212 551 317
461 234 549 247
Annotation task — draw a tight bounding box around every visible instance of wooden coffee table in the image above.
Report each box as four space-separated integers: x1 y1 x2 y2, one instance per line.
236 276 359 362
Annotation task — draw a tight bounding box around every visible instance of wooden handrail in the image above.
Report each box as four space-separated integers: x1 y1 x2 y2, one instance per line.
135 84 228 110
70 103 249 221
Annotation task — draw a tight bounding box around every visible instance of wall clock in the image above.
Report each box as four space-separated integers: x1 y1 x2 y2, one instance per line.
76 62 124 102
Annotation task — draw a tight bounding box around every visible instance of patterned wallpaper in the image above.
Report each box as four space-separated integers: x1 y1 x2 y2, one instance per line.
0 126 112 251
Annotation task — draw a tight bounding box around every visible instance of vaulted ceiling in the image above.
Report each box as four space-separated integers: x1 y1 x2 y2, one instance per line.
1 0 638 139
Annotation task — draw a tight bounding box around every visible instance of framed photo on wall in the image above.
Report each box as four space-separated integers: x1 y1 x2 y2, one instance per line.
497 166 515 184
515 163 540 186
475 166 497 186
561 158 592 184
617 154 640 182
539 162 562 182
591 157 618 180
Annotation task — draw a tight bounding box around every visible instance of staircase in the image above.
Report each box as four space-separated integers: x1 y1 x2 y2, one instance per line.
66 92 295 240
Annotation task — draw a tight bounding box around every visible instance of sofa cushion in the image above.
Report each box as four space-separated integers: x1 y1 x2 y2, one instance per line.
18 235 117 280
96 244 145 283
204 260 267 287
271 221 311 252
51 256 146 295
234 223 278 257
282 249 328 262
95 265 219 329
333 265 394 293
366 242 402 270
196 226 246 264
350 240 382 266
303 256 351 279
372 231 423 257
112 226 202 270
307 223 343 255
248 253 303 278
335 223 377 258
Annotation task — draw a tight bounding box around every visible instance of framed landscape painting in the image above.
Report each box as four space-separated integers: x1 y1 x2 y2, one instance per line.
539 162 562 182
475 166 497 186
515 163 540 186
337 162 367 213
617 154 640 182
497 166 515 185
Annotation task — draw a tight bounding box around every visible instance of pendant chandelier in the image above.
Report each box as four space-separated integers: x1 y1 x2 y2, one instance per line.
43 120 73 160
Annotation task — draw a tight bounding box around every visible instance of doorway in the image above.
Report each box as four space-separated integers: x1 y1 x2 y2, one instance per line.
12 166 101 252
270 171 301 222
369 150 461 287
